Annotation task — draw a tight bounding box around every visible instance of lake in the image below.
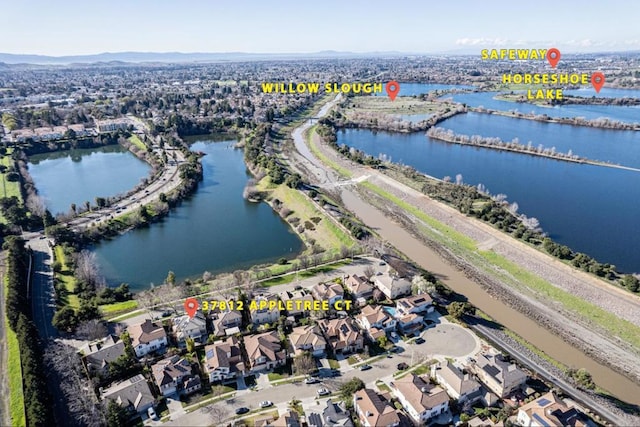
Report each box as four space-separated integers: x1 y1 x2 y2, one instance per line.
338 128 640 273
93 138 303 290
28 145 151 215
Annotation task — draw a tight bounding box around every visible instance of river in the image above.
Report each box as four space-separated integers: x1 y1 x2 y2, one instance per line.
28 145 151 215
92 138 303 290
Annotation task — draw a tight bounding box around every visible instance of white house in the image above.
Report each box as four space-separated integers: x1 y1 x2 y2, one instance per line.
431 361 481 403
250 294 281 325
472 352 527 398
204 336 246 383
172 312 208 348
128 319 167 358
391 374 450 424
374 274 412 300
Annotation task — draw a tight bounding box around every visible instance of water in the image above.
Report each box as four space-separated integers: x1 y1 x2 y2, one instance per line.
439 112 640 167
28 145 151 215
442 92 640 123
338 128 640 273
375 83 475 97
93 139 303 290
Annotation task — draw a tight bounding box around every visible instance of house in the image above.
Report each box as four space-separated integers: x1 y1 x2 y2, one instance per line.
374 274 412 300
431 361 482 403
355 305 396 341
312 282 344 306
279 289 314 318
289 325 327 357
128 319 168 358
204 336 246 383
344 274 373 306
271 410 301 427
353 388 400 427
101 374 155 416
472 352 527 398
250 294 281 325
308 398 354 427
244 331 287 372
81 335 126 375
390 374 450 424
172 311 208 348
516 392 593 427
396 313 424 335
396 293 433 316
151 355 201 397
211 309 243 336
318 318 364 354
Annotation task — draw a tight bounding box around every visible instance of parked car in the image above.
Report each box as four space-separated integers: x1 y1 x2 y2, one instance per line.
235 407 250 415
259 401 273 408
397 362 409 370
305 377 320 384
294 285 303 290
317 388 330 396
415 337 425 344
147 407 158 420
359 364 372 371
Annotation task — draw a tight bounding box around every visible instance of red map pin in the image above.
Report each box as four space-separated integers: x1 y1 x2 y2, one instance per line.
386 81 400 101
184 298 198 318
591 72 605 93
546 48 561 68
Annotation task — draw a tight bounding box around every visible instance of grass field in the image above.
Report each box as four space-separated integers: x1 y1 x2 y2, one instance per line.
345 96 442 114
306 127 352 178
128 134 147 151
4 278 25 427
99 300 138 315
257 176 354 252
53 246 80 309
360 180 640 350
0 150 22 224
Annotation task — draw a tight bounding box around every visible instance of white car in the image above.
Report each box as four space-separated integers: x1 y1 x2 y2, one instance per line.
304 377 320 384
259 400 273 408
317 387 330 396
147 407 158 420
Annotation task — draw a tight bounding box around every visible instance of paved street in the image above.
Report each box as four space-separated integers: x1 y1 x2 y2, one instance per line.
26 237 57 341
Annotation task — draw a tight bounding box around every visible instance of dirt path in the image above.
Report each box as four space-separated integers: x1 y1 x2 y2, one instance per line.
0 253 11 427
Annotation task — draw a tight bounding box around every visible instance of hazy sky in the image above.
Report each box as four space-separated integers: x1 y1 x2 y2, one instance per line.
2 0 639 55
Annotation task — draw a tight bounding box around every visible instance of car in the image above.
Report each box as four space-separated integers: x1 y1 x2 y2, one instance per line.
259 401 273 408
415 337 425 344
386 352 393 358
397 362 409 370
317 387 330 396
390 345 400 353
359 364 372 371
294 285 303 290
305 377 320 384
235 407 250 415
147 407 158 420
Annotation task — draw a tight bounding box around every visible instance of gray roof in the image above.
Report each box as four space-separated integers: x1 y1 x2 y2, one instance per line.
102 374 155 413
84 336 126 369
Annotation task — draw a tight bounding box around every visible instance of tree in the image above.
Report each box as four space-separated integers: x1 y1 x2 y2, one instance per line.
293 353 317 376
340 377 365 403
105 400 128 427
622 274 640 292
447 301 466 319
75 319 108 341
363 265 376 279
52 306 78 332
166 270 176 286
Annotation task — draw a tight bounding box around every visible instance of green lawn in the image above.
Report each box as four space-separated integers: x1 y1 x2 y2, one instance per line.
99 300 138 315
5 279 25 427
0 150 23 223
128 134 147 151
267 372 288 381
53 246 79 309
306 126 352 178
360 180 640 350
327 358 340 370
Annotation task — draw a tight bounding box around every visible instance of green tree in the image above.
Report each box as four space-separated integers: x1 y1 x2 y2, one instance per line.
622 274 640 292
166 270 176 285
340 377 365 403
447 301 466 319
52 306 78 332
105 400 129 427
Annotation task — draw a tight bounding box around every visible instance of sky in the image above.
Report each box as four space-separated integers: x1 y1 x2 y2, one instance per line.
1 0 639 56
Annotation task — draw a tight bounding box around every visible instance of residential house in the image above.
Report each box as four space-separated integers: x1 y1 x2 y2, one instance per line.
308 398 354 427
101 374 155 416
128 319 168 358
172 311 208 348
271 410 301 427
344 274 373 306
204 336 246 383
353 388 400 427
374 274 412 300
96 118 130 133
151 355 201 397
289 325 327 357
516 392 593 427
244 331 287 372
318 318 364 355
355 305 396 342
391 374 450 424
431 361 482 403
396 293 434 316
211 309 243 336
250 294 281 326
312 282 344 306
472 352 527 398
279 289 314 318
81 335 126 375
396 313 424 336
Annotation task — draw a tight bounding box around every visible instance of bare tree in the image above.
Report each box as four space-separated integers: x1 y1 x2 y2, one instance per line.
298 255 310 270
75 250 106 291
339 245 350 259
75 319 108 341
363 265 376 280
203 404 230 426
293 353 317 376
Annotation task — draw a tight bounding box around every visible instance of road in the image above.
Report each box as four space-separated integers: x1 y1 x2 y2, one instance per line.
26 237 57 341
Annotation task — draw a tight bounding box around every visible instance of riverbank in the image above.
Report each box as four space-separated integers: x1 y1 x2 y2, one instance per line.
299 117 640 405
497 92 640 106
